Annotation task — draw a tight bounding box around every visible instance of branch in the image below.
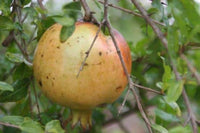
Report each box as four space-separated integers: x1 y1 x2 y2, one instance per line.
133 83 163 95
0 122 20 129
180 54 200 85
130 0 198 132
32 79 41 122
98 0 165 26
37 0 46 10
80 0 99 24
104 0 153 132
76 21 104 77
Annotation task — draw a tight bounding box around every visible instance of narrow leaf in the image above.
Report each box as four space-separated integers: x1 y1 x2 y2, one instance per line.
45 120 65 133
52 16 74 26
20 118 44 133
0 81 14 92
166 80 184 102
0 78 30 102
152 124 168 133
60 25 75 43
0 16 15 30
5 52 24 63
155 109 180 122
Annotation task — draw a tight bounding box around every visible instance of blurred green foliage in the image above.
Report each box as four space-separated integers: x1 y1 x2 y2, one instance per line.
0 0 200 133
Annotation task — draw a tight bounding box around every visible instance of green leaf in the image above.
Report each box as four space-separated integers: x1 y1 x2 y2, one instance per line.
0 81 14 92
0 116 44 133
151 124 168 133
20 0 31 6
62 1 81 20
20 118 44 133
60 25 75 43
52 16 74 26
0 0 12 15
0 78 30 102
161 57 173 91
166 80 184 102
155 109 180 122
0 16 15 31
169 125 192 133
13 63 33 81
167 26 179 58
45 120 65 133
37 17 55 40
63 1 81 10
0 116 24 125
166 101 181 117
5 52 24 63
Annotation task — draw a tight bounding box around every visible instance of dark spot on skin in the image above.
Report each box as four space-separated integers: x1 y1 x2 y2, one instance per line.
97 103 107 107
52 82 54 86
39 80 42 87
77 40 79 43
41 54 44 58
46 76 49 79
49 39 53 43
99 52 102 56
53 77 55 80
84 63 88 66
116 86 122 92
56 46 60 49
67 42 70 45
96 62 102 65
61 93 64 97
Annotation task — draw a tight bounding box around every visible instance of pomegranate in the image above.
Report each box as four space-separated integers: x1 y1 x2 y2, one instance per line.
33 22 132 128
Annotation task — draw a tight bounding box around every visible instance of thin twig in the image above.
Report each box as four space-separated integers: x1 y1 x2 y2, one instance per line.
76 21 104 77
104 0 153 132
80 0 99 24
37 0 46 10
118 89 131 115
130 0 198 132
14 35 31 63
98 0 165 26
133 83 163 95
32 79 41 122
180 54 200 85
0 122 20 129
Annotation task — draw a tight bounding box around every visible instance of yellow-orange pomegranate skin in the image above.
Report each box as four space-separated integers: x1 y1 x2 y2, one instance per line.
33 22 132 128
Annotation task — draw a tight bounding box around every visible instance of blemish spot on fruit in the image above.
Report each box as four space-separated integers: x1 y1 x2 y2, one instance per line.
99 52 102 56
41 54 44 58
97 103 107 107
77 40 79 43
46 76 49 79
56 46 60 49
49 39 53 43
39 80 42 87
53 77 55 80
84 63 88 66
115 86 122 92
52 82 54 86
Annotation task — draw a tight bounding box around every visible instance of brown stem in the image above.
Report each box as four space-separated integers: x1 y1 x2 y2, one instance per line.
133 83 163 95
180 54 200 85
37 0 46 10
0 122 20 129
98 0 165 26
104 0 153 132
32 79 41 122
80 0 92 21
79 0 99 24
76 20 105 77
130 0 198 132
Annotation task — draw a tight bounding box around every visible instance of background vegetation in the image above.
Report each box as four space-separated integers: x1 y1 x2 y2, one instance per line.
0 0 200 132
